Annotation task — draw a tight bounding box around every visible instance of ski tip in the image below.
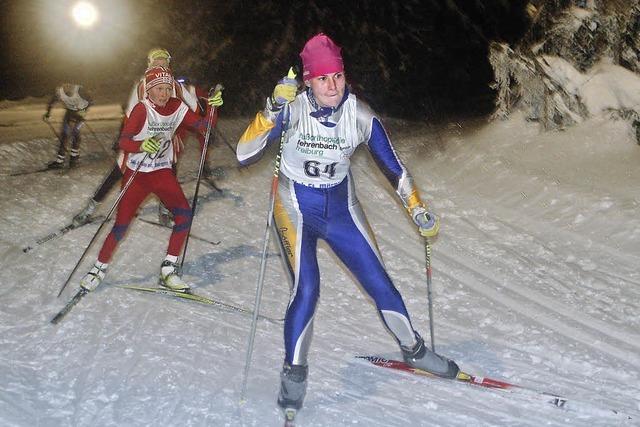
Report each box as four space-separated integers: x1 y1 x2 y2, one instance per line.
283 407 297 426
456 371 472 381
50 314 63 325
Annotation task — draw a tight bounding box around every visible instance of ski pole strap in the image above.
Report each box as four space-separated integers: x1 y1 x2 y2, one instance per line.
209 83 224 97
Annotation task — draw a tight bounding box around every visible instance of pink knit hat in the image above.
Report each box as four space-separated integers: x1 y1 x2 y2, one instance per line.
300 33 343 80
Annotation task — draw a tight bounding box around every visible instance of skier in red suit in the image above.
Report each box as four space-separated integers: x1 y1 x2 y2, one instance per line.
79 66 219 293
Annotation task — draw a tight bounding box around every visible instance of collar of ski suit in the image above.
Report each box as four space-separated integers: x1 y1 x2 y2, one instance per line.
307 87 350 121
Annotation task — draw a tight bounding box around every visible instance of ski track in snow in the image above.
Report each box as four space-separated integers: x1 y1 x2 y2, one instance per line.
1 105 639 426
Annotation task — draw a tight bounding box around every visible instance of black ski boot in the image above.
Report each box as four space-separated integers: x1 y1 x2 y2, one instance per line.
401 333 459 379
69 156 79 168
47 160 65 170
277 363 308 410
72 199 99 227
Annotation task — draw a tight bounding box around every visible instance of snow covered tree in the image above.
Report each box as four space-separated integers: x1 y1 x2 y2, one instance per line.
490 0 640 139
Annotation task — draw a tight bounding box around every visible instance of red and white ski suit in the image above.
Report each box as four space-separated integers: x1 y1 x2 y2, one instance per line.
96 97 214 263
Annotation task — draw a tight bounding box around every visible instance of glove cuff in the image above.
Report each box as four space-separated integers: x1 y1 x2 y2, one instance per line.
410 204 427 220
267 96 285 113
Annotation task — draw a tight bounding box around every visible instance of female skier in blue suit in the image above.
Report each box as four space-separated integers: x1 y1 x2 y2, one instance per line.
237 33 459 411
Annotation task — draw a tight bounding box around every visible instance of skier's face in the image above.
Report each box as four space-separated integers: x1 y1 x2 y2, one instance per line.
149 58 169 68
306 71 346 108
148 83 172 107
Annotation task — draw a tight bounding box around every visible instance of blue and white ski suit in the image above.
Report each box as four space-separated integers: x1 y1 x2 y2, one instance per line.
238 89 425 366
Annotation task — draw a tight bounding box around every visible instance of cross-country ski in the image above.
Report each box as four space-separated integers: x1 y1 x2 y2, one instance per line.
117 284 284 322
357 355 633 420
22 215 106 253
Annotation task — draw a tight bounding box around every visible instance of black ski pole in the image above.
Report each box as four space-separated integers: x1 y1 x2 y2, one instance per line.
84 121 113 159
56 154 149 297
214 127 237 156
241 67 297 402
213 127 247 175
44 119 62 142
241 105 290 403
179 84 224 271
424 238 436 352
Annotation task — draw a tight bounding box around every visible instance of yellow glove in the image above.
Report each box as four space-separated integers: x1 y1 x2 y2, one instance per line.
140 136 161 154
208 90 224 107
411 206 440 238
271 67 298 107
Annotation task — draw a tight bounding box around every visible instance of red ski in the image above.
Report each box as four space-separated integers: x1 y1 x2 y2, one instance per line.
356 356 540 392
356 355 632 420
357 355 567 405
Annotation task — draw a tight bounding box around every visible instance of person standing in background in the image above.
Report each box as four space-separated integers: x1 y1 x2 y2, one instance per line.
43 83 92 169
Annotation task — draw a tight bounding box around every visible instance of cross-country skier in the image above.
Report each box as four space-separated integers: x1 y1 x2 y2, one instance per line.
237 33 460 413
79 66 219 293
71 48 223 227
43 83 92 169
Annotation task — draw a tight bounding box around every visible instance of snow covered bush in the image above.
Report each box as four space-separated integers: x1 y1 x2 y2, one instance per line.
490 0 640 140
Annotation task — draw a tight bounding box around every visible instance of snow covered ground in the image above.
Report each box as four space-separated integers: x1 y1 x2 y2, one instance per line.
1 101 639 426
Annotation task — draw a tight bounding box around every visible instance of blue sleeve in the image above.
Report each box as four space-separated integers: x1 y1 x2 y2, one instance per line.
367 117 403 188
268 109 285 140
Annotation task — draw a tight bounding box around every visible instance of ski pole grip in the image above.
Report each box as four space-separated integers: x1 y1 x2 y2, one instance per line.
210 83 224 96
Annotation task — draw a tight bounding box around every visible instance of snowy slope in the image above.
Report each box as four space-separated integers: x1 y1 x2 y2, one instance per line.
0 103 639 427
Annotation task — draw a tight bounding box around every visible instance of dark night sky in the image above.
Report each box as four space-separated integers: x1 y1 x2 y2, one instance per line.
0 0 531 119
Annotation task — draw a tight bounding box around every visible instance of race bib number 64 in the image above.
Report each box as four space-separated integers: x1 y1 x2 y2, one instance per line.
303 161 338 179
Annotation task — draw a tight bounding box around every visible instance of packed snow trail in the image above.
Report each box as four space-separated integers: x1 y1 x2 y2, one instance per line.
0 103 639 426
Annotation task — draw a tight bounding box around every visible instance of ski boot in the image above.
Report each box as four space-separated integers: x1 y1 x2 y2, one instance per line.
47 157 65 170
277 363 308 411
159 260 190 292
401 333 459 379
72 199 99 227
69 155 79 168
158 204 173 227
80 262 108 292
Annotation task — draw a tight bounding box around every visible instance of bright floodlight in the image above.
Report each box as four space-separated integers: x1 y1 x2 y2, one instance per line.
71 1 99 28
